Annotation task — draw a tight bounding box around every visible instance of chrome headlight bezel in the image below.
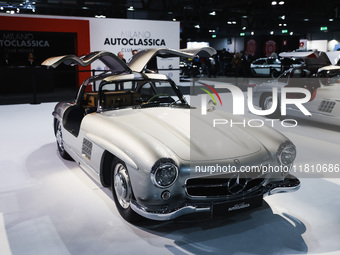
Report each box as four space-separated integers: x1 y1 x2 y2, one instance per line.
151 158 178 188
277 141 296 166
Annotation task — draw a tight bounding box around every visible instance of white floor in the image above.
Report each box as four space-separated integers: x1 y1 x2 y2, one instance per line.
1 100 340 255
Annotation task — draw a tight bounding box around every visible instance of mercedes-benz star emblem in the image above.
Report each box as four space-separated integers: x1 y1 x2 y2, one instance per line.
227 172 248 194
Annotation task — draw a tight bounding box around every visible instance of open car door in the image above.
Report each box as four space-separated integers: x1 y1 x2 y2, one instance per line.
279 51 332 67
128 47 217 72
42 51 131 74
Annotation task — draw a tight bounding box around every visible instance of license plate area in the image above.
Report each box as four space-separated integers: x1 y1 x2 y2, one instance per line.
212 195 263 218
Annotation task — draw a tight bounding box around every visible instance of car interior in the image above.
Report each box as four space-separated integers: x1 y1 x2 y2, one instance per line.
61 79 179 137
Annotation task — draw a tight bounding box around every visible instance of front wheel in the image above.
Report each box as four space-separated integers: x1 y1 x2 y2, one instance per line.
261 94 281 119
55 119 72 160
111 159 142 222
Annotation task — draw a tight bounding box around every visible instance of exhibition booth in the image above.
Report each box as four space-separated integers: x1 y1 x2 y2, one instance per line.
1 13 340 255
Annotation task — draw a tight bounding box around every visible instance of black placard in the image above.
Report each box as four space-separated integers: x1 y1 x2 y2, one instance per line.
212 195 263 218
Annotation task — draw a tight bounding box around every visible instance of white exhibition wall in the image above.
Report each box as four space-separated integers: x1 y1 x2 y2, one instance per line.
307 40 328 52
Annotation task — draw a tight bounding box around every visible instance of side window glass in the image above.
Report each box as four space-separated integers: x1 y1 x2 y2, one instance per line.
140 82 156 97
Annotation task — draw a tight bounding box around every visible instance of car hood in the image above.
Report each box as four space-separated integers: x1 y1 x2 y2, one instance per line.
99 107 262 161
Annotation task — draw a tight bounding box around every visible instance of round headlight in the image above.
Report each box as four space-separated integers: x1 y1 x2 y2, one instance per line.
151 159 178 188
277 141 296 165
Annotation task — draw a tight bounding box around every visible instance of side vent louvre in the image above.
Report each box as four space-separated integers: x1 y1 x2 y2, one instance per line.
82 138 93 160
318 100 336 113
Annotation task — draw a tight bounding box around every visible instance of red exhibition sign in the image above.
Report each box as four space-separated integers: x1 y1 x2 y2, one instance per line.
265 40 277 57
246 39 257 56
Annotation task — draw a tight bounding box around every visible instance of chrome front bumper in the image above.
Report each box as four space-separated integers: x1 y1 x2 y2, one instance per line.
130 175 301 221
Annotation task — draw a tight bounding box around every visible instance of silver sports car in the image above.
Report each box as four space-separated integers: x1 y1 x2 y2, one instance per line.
43 48 300 222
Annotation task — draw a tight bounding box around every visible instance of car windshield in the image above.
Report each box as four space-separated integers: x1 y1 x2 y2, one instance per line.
267 58 280 64
253 59 266 65
95 79 189 111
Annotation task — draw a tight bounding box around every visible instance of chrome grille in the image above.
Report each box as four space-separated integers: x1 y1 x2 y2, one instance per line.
186 171 265 197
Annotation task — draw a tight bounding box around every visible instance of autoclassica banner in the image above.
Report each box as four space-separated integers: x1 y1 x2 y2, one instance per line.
89 18 180 83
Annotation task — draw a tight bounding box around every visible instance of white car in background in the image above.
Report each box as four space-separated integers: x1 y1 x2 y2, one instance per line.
251 57 303 78
253 51 340 126
251 58 282 77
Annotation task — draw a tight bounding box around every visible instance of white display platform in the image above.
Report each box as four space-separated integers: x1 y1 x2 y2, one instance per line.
1 99 340 255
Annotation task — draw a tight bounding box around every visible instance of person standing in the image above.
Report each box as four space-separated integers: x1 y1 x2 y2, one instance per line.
242 51 253 78
26 52 35 66
118 51 126 63
128 49 138 63
232 52 242 77
1 53 12 66
219 48 228 76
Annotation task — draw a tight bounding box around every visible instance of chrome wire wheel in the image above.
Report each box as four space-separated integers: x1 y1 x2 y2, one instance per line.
56 121 65 153
261 94 281 119
113 163 132 209
55 119 71 160
263 95 273 110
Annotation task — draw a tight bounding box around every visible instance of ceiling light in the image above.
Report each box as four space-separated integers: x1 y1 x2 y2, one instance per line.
209 30 216 32
242 16 248 18
242 26 246 30
283 23 287 26
280 15 285 20
127 6 134 11
232 21 236 24
304 18 309 21
279 23 282 26
209 11 216 16
290 32 293 35
0 7 3 10
251 31 254 35
270 31 274 35
329 18 334 21
279 1 285 5
271 1 277 5
95 15 106 18
194 25 200 28
172 18 176 21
